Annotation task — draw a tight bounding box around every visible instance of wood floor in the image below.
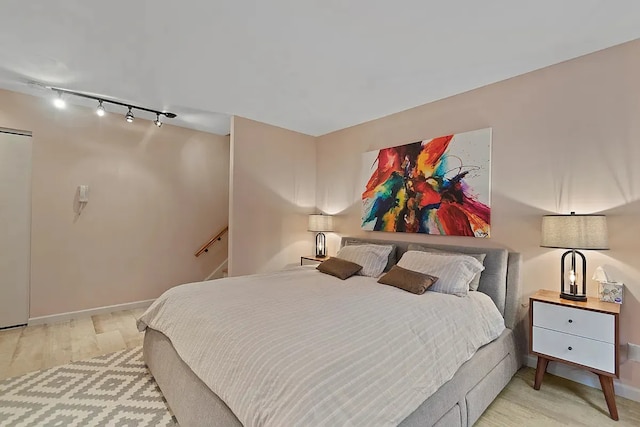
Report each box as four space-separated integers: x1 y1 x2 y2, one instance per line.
1 308 640 426
476 368 640 426
0 308 145 381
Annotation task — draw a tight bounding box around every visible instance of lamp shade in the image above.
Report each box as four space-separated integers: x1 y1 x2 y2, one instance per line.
308 214 334 232
540 213 608 250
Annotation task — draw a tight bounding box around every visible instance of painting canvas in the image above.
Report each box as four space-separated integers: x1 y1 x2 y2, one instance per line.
361 128 491 237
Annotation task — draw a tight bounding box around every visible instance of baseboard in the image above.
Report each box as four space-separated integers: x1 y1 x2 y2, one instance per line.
205 258 228 281
525 355 640 403
28 299 155 326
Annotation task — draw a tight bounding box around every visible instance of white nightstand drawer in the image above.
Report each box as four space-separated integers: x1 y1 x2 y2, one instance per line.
533 326 615 374
532 301 614 343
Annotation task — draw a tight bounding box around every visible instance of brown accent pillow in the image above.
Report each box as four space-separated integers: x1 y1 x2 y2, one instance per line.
317 257 363 280
377 265 438 295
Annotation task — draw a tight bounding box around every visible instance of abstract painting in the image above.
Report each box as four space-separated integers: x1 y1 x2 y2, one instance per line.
361 128 491 237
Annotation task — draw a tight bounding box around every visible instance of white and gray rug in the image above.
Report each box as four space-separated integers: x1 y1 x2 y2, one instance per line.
0 347 177 426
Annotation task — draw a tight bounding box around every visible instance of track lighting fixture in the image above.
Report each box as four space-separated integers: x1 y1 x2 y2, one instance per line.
46 86 177 128
53 91 66 109
96 100 106 117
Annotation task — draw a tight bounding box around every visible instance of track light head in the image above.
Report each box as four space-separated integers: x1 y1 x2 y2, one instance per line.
154 113 163 128
53 91 66 109
96 100 105 117
125 107 134 123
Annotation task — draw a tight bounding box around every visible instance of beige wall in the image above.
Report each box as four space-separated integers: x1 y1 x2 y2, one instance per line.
316 40 640 388
229 116 316 276
0 89 229 317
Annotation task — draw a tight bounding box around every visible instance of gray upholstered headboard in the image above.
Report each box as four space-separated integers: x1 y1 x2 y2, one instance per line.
340 237 522 330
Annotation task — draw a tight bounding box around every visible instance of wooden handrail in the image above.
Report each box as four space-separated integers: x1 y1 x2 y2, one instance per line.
195 226 229 257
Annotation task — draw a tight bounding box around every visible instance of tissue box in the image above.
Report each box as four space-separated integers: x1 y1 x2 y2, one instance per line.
599 281 623 304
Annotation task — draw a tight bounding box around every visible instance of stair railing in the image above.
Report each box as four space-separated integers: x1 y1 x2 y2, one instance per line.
195 225 229 257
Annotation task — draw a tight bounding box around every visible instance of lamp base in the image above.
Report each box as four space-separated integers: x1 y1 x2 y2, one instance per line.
314 232 327 258
560 292 587 302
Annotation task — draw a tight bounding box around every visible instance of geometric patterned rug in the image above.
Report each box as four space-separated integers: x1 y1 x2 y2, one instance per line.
0 347 177 426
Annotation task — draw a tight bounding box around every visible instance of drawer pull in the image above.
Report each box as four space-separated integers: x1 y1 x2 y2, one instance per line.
568 319 573 323
568 346 573 351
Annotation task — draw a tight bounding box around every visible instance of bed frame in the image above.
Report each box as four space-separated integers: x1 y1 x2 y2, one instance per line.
144 237 524 426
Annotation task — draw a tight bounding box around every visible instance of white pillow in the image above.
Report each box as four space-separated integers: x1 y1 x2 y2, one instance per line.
336 244 393 277
407 244 487 291
397 250 485 296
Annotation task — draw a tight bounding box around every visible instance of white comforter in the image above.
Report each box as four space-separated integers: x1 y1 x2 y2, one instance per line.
138 267 505 427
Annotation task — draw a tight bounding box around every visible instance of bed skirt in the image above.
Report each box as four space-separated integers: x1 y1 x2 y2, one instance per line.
143 327 520 427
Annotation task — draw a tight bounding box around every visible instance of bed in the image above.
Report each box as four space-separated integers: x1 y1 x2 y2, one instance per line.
139 237 524 426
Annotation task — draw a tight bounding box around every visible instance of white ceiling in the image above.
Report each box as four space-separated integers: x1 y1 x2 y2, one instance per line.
0 1 639 136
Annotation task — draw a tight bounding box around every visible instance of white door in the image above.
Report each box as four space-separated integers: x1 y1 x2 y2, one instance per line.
0 128 32 328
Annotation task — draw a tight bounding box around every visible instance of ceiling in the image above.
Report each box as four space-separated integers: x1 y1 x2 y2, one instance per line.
1 1 639 136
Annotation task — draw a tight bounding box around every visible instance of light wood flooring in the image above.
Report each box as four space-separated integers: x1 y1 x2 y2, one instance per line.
476 368 640 426
0 308 145 381
1 308 640 426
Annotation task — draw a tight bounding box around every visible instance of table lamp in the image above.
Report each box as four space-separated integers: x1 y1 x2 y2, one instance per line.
540 212 608 301
308 214 333 258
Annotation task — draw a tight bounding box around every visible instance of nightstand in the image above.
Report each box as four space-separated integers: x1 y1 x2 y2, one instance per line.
300 255 327 266
530 289 620 420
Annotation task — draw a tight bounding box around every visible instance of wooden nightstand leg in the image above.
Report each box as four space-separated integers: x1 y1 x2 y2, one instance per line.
598 375 619 421
533 357 549 390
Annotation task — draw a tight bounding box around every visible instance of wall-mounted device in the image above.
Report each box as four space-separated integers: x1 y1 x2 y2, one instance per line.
78 185 89 202
629 343 640 363
77 185 89 215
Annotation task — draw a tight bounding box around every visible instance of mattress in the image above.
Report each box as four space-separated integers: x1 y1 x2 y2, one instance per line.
138 266 506 427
